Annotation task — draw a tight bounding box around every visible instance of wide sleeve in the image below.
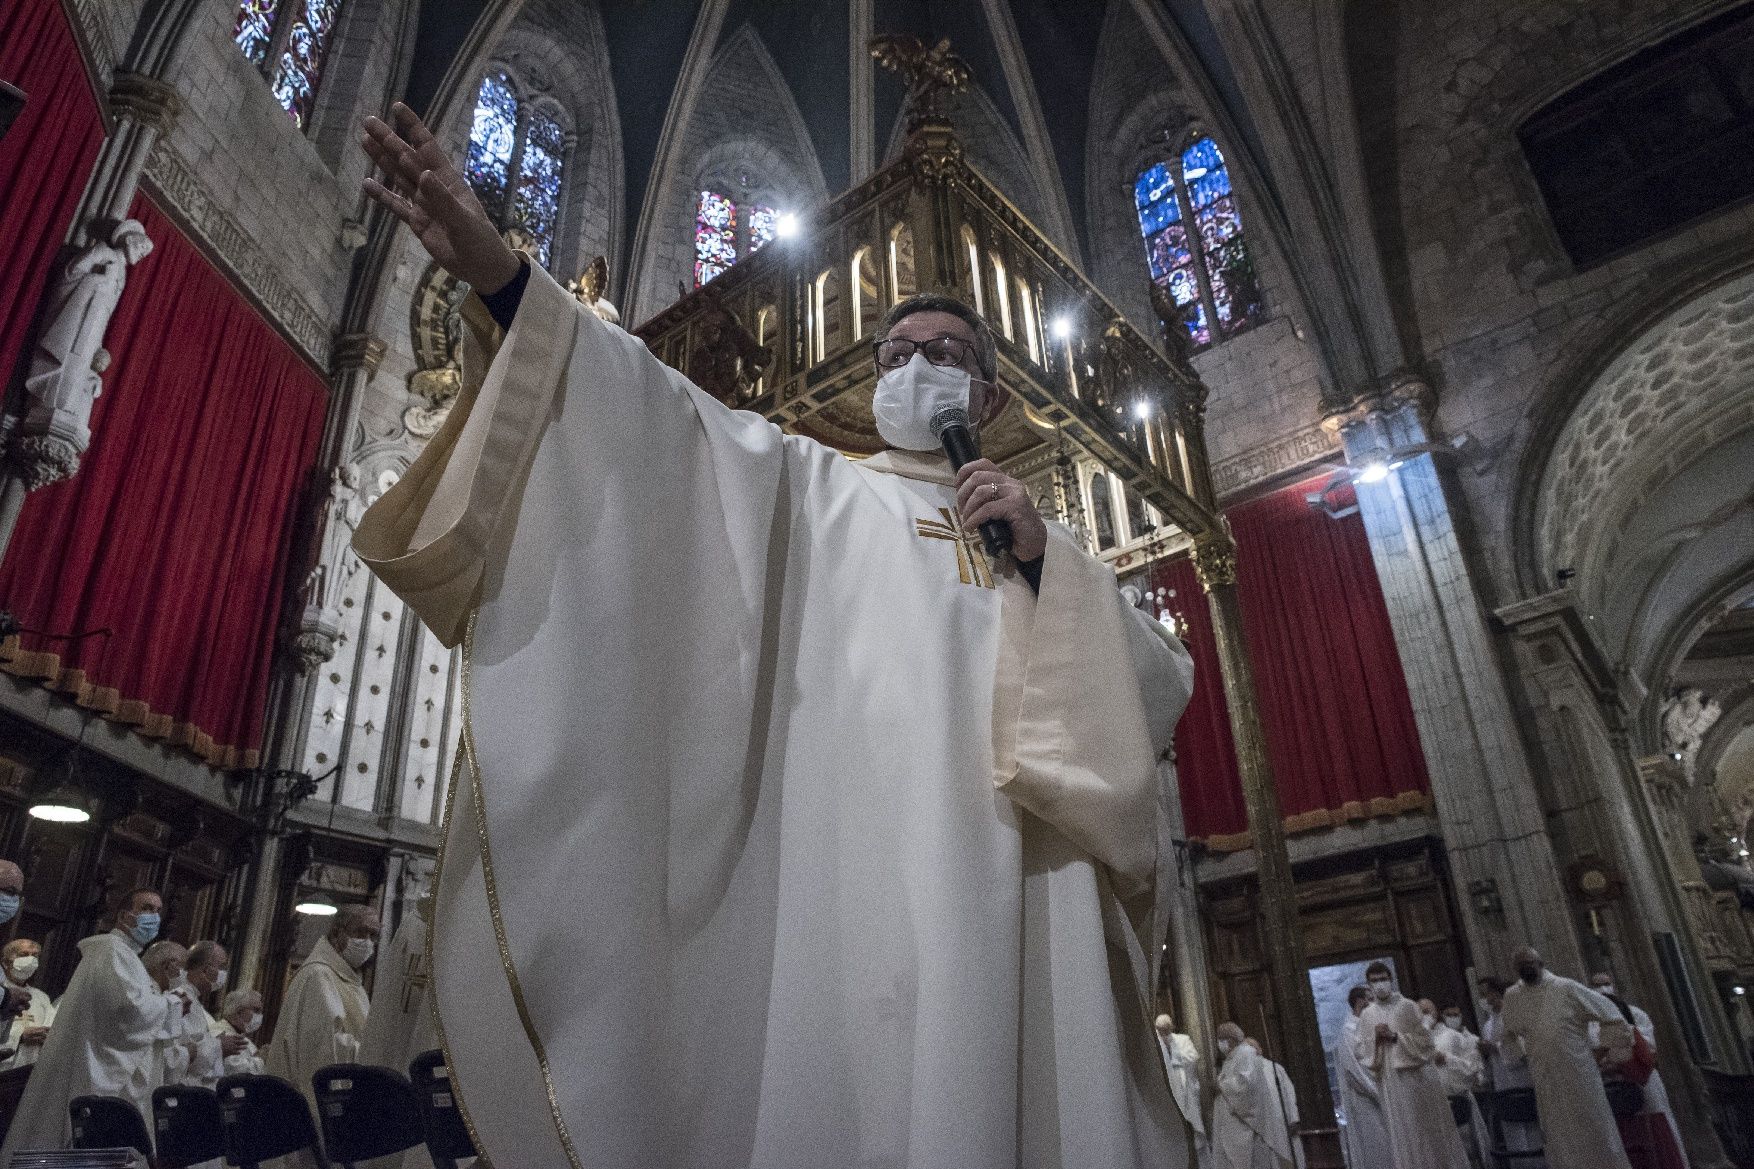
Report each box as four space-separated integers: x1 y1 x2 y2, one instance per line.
991 521 1194 897
1217 1049 1257 1116
1355 1009 1384 1073
1577 985 1632 1055
353 265 582 646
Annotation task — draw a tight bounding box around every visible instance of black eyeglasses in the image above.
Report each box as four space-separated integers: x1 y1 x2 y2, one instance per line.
873 334 981 373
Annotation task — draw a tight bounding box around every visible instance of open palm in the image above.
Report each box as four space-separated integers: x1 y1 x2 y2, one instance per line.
362 102 520 293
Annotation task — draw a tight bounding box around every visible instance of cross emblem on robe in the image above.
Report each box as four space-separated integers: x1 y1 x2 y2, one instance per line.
400 951 430 1013
915 507 994 589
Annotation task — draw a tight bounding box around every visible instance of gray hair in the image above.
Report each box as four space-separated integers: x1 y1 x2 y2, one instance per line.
876 293 997 382
221 988 261 1016
188 940 225 971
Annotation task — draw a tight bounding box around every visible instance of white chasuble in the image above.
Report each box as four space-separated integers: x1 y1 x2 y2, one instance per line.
354 264 1196 1169
262 936 370 1114
0 932 183 1158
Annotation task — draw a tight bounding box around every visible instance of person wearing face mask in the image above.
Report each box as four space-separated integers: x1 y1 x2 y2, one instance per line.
0 887 189 1158
1153 1012 1208 1167
1589 972 1689 1169
1352 962 1471 1169
1499 946 1633 1169
265 903 378 1116
155 941 242 1090
212 988 266 1076
0 860 35 1030
1336 986 1392 1169
0 938 55 1070
1430 1006 1483 1097
1211 1022 1293 1168
351 101 1197 1169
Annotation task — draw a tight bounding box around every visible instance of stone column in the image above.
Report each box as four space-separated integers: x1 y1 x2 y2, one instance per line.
1325 382 1584 979
1195 535 1339 1154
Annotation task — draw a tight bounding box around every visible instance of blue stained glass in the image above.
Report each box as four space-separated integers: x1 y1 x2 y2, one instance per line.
267 0 342 128
749 205 778 253
695 191 738 287
1145 224 1190 283
1188 167 1231 209
466 72 517 223
1181 136 1223 178
511 110 564 267
233 0 279 65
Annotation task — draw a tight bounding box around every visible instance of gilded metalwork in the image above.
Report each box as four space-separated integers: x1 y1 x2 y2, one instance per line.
1191 537 1238 593
869 34 970 129
915 507 995 588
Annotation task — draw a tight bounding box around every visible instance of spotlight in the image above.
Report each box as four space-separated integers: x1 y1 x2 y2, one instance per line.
775 213 800 239
1134 401 1153 420
1736 986 1747 997
1357 462 1390 484
294 892 339 917
1050 317 1072 340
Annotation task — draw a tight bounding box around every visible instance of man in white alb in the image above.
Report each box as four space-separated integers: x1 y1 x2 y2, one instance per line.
357 103 1195 1169
1156 1012 1209 1165
264 904 376 1114
1500 947 1633 1169
0 889 189 1157
1590 971 1689 1167
1335 986 1391 1169
1212 1024 1292 1169
211 989 266 1076
1354 962 1471 1169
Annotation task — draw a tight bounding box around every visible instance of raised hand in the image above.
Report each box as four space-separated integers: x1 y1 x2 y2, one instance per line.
362 102 521 294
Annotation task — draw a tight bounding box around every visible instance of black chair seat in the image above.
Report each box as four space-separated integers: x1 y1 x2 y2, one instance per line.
153 1084 226 1169
217 1071 331 1168
1449 1092 1472 1126
409 1049 477 1169
68 1094 152 1159
312 1062 426 1166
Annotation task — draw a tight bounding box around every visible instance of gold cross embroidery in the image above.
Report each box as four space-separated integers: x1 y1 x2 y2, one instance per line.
400 951 430 1013
915 507 995 588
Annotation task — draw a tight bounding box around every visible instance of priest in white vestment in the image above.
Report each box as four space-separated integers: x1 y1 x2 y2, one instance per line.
1432 1006 1483 1098
1 939 56 1070
1212 1025 1292 1169
158 942 241 1089
359 895 435 1073
0 889 187 1157
1250 1042 1304 1169
358 103 1197 1169
1156 1012 1209 1166
1501 947 1633 1169
1591 971 1690 1168
264 905 376 1112
212 989 267 1076
1354 962 1471 1169
1336 986 1391 1169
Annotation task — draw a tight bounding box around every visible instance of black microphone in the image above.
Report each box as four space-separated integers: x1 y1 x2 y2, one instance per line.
930 406 1012 558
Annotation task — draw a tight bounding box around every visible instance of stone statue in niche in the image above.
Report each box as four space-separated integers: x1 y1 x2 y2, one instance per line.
291 463 366 671
15 219 153 485
1663 686 1722 783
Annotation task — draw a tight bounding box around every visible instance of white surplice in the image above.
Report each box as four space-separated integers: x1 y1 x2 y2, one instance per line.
1 979 57 1070
1212 1044 1292 1169
262 936 369 1112
1336 1014 1391 1169
0 931 185 1157
354 263 1196 1168
1355 994 1470 1169
1433 1023 1483 1097
1591 999 1689 1169
1501 971 1632 1169
210 1019 265 1077
157 990 224 1088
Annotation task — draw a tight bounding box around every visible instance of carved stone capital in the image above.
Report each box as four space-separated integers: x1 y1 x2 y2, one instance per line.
108 72 182 135
11 434 81 490
1321 372 1435 458
289 606 343 671
330 334 387 378
1191 535 1238 593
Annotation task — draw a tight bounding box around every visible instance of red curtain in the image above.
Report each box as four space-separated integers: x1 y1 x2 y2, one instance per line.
0 194 328 768
1152 477 1431 849
0 0 108 376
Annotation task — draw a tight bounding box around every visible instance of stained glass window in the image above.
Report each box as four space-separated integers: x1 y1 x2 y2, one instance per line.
695 192 738 287
1134 135 1261 352
269 0 343 129
233 0 279 66
749 205 779 254
464 72 570 270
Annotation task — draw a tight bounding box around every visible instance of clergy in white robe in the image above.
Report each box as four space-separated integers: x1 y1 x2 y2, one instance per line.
1500 948 1633 1169
263 906 376 1112
1433 1008 1484 1098
157 942 238 1089
1259 1050 1304 1169
0 889 186 1158
1156 1013 1208 1165
359 896 435 1072
1336 986 1392 1169
357 102 1197 1169
1589 973 1690 1168
212 989 266 1077
0 939 56 1070
1354 962 1471 1169
1212 1025 1293 1169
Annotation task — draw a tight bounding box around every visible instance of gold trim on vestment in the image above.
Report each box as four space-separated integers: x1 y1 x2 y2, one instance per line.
422 729 487 1160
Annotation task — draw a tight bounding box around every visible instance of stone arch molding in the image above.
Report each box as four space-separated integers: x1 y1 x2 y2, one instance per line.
1526 266 1754 687
629 24 828 322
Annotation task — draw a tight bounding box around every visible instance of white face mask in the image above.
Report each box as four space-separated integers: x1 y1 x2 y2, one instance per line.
342 937 375 968
8 956 36 981
213 969 228 992
871 353 971 450
1596 983 1616 998
1369 979 1393 1001
1443 1016 1462 1031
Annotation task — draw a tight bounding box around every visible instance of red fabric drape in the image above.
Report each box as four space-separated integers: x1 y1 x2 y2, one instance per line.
0 194 328 767
0 0 108 376
1153 477 1431 849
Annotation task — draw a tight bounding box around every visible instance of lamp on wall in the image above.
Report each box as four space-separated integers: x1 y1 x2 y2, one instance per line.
294 891 339 917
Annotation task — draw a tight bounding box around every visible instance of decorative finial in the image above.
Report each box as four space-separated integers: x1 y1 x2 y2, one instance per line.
870 34 971 130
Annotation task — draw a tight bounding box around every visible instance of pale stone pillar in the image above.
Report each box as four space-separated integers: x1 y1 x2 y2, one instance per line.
1324 383 1584 979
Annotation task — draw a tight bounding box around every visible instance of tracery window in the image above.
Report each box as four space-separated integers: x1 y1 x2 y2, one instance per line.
466 70 569 268
1134 135 1262 351
693 190 783 288
231 0 346 130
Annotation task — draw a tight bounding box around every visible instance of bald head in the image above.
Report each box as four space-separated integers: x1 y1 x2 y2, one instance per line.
142 940 188 991
1511 946 1544 985
0 860 23 895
